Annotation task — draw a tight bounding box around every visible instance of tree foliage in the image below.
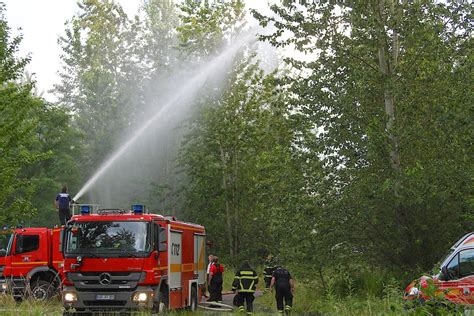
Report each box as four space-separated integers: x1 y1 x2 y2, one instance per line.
177 0 245 60
0 4 80 225
1 0 471 283
55 0 142 175
179 54 305 262
253 0 473 271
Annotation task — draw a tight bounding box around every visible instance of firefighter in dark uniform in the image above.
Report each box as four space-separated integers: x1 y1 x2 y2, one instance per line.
232 261 258 314
55 186 73 225
263 254 276 289
270 265 294 314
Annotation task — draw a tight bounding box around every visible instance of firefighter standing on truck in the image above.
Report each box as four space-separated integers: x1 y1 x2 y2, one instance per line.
232 261 258 314
208 256 224 302
55 186 72 225
270 265 295 314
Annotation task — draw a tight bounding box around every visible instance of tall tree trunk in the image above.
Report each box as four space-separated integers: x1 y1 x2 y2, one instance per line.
232 148 239 257
219 142 234 258
375 0 401 171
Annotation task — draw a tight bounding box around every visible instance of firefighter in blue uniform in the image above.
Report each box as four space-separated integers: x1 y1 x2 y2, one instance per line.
55 186 73 225
232 261 258 314
270 265 294 314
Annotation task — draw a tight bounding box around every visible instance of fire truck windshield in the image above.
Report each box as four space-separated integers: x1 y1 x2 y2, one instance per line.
65 221 151 257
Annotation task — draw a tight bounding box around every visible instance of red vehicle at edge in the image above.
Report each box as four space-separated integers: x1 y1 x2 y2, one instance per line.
404 232 474 306
61 205 206 313
1 227 65 300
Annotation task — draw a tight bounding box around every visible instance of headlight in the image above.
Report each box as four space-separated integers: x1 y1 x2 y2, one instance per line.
1 283 7 291
64 292 77 302
133 292 148 302
408 287 420 296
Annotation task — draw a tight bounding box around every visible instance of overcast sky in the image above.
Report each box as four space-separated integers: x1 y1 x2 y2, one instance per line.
3 0 270 101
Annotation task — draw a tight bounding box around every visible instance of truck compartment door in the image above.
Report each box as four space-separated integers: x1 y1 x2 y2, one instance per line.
169 230 182 308
194 234 205 285
169 230 182 289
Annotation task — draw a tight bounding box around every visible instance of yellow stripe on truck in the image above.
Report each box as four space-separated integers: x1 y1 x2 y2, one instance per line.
152 266 168 271
170 264 181 273
12 261 48 266
182 263 194 272
169 263 195 272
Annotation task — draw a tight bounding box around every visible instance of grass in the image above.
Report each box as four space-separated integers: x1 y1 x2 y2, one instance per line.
0 267 470 315
0 294 62 315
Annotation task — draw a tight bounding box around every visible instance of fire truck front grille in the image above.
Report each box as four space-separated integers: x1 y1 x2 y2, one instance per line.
80 272 131 277
83 300 127 307
68 272 145 291
83 280 129 285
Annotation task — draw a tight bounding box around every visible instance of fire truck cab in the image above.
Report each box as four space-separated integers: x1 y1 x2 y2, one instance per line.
404 232 474 305
0 227 64 300
61 205 206 313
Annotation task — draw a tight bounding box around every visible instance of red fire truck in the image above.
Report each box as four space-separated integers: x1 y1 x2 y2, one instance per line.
0 227 65 300
61 205 206 313
404 232 474 306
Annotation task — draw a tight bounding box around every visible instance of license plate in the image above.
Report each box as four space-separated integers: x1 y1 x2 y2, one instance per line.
96 294 115 300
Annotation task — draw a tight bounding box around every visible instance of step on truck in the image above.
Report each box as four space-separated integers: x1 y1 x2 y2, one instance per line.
404 232 474 306
0 227 65 300
61 204 206 314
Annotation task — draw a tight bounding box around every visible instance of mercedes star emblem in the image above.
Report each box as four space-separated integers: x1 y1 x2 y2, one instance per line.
99 273 112 285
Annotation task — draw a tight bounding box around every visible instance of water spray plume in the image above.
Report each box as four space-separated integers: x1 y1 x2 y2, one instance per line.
73 33 256 202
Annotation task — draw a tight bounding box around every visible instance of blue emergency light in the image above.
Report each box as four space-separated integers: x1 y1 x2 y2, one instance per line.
80 205 91 214
131 204 145 214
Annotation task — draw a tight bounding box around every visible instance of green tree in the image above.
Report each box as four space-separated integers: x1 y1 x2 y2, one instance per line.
180 58 304 261
254 1 473 271
25 104 83 227
55 0 142 176
140 0 179 77
0 4 50 223
177 0 245 60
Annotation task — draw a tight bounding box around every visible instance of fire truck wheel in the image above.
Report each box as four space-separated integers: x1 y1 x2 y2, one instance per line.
31 280 53 301
189 286 198 311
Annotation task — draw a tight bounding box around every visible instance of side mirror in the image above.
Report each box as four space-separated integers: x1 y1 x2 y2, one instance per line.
154 225 159 251
159 242 167 252
155 225 167 252
59 229 64 253
15 235 23 254
440 266 449 281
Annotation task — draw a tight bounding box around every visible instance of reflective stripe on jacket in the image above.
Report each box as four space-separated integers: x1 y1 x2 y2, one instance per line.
264 266 275 278
232 269 258 293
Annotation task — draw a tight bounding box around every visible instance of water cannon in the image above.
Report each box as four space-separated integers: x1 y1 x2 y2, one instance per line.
131 204 146 214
